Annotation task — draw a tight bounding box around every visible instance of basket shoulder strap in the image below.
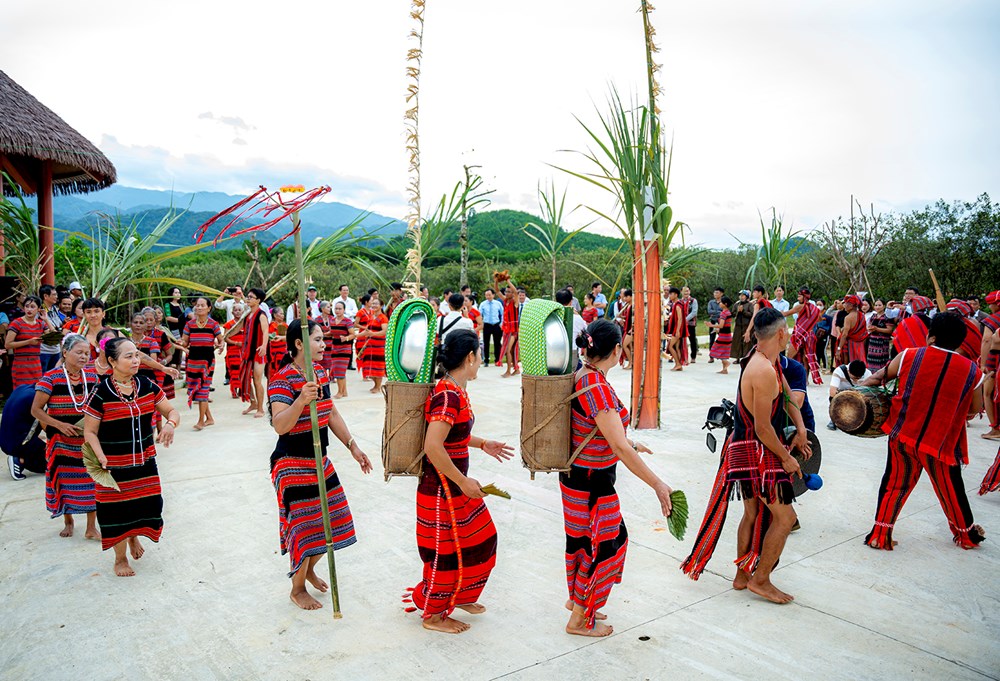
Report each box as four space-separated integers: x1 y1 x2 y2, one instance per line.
520 382 602 445
567 426 600 467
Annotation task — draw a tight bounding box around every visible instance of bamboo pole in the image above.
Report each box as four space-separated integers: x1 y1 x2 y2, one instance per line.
291 211 342 619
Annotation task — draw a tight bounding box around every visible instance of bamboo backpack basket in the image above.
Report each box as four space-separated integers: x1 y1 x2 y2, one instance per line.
520 373 600 480
381 381 432 481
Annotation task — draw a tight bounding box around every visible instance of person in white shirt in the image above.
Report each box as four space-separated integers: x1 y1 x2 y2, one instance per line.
216 285 272 322
439 289 454 317
771 285 790 314
286 285 322 320
438 292 473 344
336 284 358 318
827 359 873 430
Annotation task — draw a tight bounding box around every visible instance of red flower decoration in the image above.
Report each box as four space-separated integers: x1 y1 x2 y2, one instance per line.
194 185 331 250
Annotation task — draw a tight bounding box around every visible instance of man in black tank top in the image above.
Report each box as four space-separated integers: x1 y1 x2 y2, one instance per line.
732 308 811 604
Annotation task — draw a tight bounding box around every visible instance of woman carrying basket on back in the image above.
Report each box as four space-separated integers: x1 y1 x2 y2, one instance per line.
562 319 675 637
406 329 514 634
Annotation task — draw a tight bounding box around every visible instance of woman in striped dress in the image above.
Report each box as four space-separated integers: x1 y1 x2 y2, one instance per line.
150 307 177 401
408 330 513 634
866 298 895 371
315 301 337 375
221 302 245 398
562 319 674 637
329 301 355 398
357 296 388 394
83 337 180 577
30 334 100 539
181 297 222 431
267 318 371 610
5 295 45 389
63 298 84 334
706 296 733 374
133 312 163 430
268 306 288 378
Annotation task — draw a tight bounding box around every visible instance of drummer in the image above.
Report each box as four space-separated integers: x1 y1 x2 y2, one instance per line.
826 360 871 431
860 311 984 550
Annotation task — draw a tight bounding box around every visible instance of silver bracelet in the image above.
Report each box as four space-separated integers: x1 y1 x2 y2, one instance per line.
346 437 356 450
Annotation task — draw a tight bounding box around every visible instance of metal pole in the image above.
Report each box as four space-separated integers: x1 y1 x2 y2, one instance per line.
292 211 342 619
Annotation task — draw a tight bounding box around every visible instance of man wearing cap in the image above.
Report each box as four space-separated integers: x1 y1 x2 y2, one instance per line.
68 281 84 301
979 290 1000 440
286 285 321 320
836 295 869 365
782 287 824 385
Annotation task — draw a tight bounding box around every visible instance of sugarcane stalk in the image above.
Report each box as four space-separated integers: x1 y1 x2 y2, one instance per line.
292 211 342 619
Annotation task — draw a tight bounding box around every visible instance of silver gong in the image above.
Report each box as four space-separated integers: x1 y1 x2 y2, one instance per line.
544 314 570 374
398 312 429 379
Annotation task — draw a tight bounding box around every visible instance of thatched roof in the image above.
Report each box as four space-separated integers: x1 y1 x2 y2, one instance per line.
0 70 116 196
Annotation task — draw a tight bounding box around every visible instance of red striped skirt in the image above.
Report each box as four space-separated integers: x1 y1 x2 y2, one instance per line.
268 340 287 377
225 348 241 397
846 338 867 364
11 352 42 389
560 464 628 628
95 458 163 551
360 338 386 378
271 451 356 577
329 355 350 380
410 467 497 618
185 358 213 405
45 433 96 517
710 331 732 359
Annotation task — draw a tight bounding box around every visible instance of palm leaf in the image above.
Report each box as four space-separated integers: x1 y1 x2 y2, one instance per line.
81 442 120 491
667 489 689 540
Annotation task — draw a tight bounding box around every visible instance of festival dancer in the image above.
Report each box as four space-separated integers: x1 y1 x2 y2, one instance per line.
82 337 180 577
861 312 985 549
90 329 120 376
238 288 270 418
980 291 1000 441
81 298 108 360
892 295 935 352
356 296 388 394
315 300 337 375
680 308 811 603
406 330 513 634
150 307 178 403
615 289 634 369
5 295 45 388
62 298 84 334
268 318 371 610
705 296 733 374
866 299 895 371
30 334 100 539
944 299 984 362
664 287 687 370
836 295 869 365
499 282 520 377
561 320 674 637
328 301 355 399
220 302 245 398
353 294 373 379
133 312 163 430
268 306 289 378
782 287 824 384
181 297 222 430
742 285 772 347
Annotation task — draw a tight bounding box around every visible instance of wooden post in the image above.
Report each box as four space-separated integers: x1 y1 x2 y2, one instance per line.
38 160 55 285
630 240 662 429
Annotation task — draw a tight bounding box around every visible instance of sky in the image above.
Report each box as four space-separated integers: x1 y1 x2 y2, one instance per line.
3 0 999 248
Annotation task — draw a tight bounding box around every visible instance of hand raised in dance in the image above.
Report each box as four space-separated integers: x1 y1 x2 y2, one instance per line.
655 482 674 517
481 440 514 461
460 476 487 499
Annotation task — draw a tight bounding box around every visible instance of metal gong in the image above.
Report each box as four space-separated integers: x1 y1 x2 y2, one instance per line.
791 430 823 498
543 314 570 374
398 312 429 379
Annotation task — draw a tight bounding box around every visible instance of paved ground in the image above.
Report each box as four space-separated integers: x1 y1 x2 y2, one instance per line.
2 355 998 681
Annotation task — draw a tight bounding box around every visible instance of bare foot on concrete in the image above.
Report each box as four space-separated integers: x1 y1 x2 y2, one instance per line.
456 603 486 614
193 422 204 431
566 614 613 637
422 615 470 634
85 526 101 541
747 577 793 604
717 369 729 375
564 600 606 620
865 538 899 550
128 536 145 560
203 419 215 428
114 558 135 577
60 517 74 538
733 569 750 591
982 430 1000 440
306 570 329 593
242 404 257 415
290 588 323 610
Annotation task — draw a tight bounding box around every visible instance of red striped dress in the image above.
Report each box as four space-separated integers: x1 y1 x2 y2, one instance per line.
841 311 869 363
867 347 984 549
561 370 629 629
155 328 176 399
499 297 520 361
328 317 354 380
8 316 45 388
359 312 388 379
36 368 99 518
409 379 496 618
238 308 269 403
137 334 162 420
63 317 82 334
222 319 244 398
315 313 337 374
668 299 689 364
83 376 166 551
790 301 823 383
892 314 930 353
268 322 288 377
709 309 733 360
268 363 356 577
183 318 221 405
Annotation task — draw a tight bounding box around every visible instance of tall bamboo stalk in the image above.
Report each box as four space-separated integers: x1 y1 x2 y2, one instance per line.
404 0 426 287
292 211 342 619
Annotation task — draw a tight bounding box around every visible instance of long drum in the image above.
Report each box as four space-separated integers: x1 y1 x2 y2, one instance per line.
382 381 432 481
520 373 575 478
829 387 892 438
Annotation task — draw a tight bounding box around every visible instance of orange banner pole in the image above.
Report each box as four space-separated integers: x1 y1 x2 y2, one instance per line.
631 240 661 429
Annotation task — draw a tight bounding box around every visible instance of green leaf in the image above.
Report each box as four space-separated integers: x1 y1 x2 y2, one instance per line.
667 489 689 541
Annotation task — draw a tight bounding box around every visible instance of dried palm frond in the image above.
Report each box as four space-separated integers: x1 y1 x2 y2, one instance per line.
82 442 120 491
404 0 426 285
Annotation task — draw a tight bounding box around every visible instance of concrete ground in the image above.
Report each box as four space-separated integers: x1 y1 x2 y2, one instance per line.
1 354 998 681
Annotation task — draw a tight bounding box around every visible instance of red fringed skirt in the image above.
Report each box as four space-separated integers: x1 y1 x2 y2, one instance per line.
44 433 96 517
95 458 163 551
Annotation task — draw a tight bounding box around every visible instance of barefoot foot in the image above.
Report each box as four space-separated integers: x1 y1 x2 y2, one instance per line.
733 569 750 591
60 519 74 538
290 588 323 610
203 419 215 428
306 570 329 593
114 558 135 577
85 527 101 541
456 603 486 614
193 423 204 431
566 619 613 637
422 615 470 634
242 404 256 415
564 600 606 620
128 536 145 560
254 411 265 418
747 577 794 604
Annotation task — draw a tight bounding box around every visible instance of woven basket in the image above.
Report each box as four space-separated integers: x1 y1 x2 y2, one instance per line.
520 373 577 478
382 381 432 481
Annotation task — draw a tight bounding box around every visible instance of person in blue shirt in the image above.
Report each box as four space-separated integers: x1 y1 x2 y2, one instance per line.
592 282 608 318
478 288 504 365
779 354 816 432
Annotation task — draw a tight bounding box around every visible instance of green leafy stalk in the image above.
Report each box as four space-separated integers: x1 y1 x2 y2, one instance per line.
523 180 599 297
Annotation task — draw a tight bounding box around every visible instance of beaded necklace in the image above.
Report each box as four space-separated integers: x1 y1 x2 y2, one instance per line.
62 366 91 412
109 374 143 466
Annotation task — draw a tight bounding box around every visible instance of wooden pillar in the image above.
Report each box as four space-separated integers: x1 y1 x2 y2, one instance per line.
630 240 662 429
38 160 55 285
